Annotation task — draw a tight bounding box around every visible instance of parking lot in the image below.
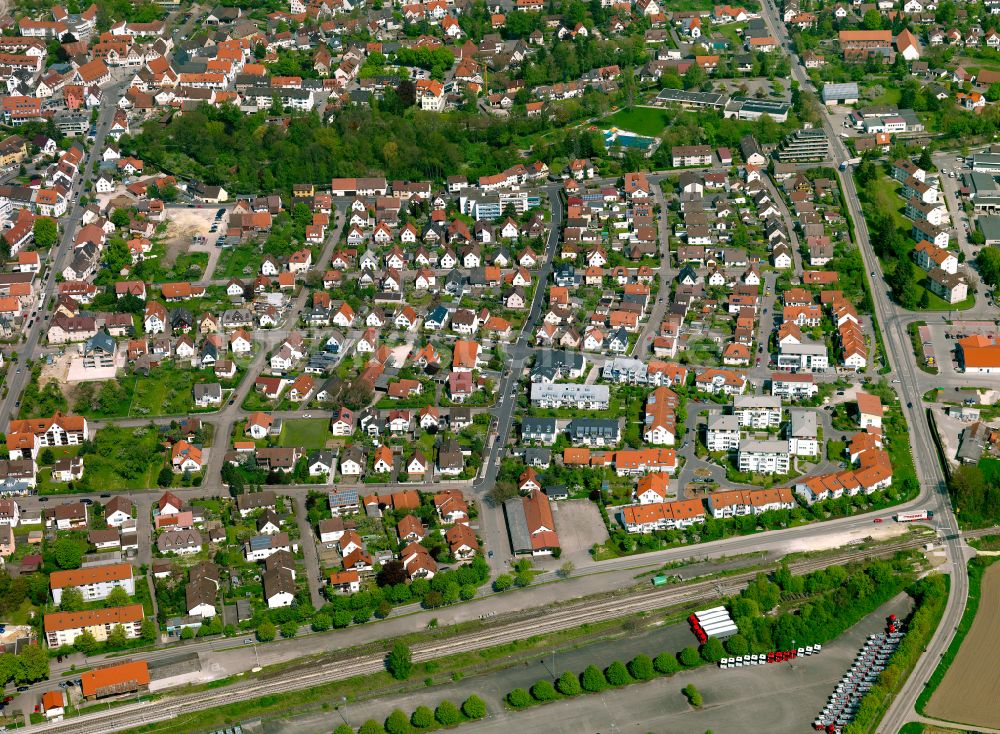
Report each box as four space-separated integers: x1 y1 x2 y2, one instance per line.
921 320 1000 378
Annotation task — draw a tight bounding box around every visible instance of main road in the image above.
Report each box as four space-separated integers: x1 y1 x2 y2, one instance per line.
757 2 972 730
0 74 133 428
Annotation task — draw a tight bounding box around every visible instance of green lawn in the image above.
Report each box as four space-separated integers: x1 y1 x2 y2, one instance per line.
138 250 210 283
603 107 671 137
278 418 331 450
216 245 263 279
75 365 243 419
130 366 242 417
958 54 1000 74
914 277 976 312
77 425 165 491
978 457 1000 485
868 172 910 233
866 86 901 107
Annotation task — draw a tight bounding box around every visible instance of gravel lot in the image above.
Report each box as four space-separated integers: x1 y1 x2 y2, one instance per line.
550 499 609 567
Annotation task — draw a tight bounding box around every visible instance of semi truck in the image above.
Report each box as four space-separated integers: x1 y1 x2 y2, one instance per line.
895 510 934 522
839 157 862 171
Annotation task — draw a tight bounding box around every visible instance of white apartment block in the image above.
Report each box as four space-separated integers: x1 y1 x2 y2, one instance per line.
530 383 610 410
44 604 143 648
733 396 782 428
706 413 741 452
787 409 820 458
50 563 134 605
737 439 791 475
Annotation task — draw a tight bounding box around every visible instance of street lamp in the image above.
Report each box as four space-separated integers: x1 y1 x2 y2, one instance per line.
335 696 349 726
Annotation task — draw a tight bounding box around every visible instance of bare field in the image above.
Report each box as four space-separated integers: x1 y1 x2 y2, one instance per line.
926 562 1000 728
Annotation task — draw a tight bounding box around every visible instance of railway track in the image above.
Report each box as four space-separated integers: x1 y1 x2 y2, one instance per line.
37 534 950 734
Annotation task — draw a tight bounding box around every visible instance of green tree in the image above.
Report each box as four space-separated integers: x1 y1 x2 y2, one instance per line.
531 679 558 701
700 637 726 663
311 613 331 632
73 629 98 655
462 694 487 719
580 664 607 692
492 574 513 592
604 660 631 687
102 238 131 276
33 217 58 248
918 148 933 172
59 587 84 612
557 670 582 695
140 618 158 642
180 627 194 640
16 644 49 683
977 247 1000 288
627 654 655 681
106 624 128 649
105 586 131 608
654 651 680 674
410 705 434 728
0 654 17 687
26 573 49 606
950 464 988 520
862 8 882 28
384 709 411 734
39 448 55 465
679 646 701 667
53 538 84 570
110 208 131 228
683 62 706 90
459 583 477 601
386 641 412 680
507 688 532 708
256 620 276 642
888 259 921 309
332 726 353 734
683 684 703 707
157 465 174 487
280 620 298 638
358 720 386 734
724 634 749 656
435 700 461 726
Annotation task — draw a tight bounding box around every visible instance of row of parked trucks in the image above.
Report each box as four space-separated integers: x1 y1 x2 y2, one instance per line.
718 645 822 669
813 615 905 733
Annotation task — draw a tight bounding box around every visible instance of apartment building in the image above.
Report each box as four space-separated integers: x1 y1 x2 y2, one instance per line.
706 413 741 452
733 395 782 428
44 604 143 648
50 562 134 604
737 439 791 475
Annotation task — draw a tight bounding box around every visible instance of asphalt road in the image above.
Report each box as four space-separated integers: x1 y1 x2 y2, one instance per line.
0 74 132 428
